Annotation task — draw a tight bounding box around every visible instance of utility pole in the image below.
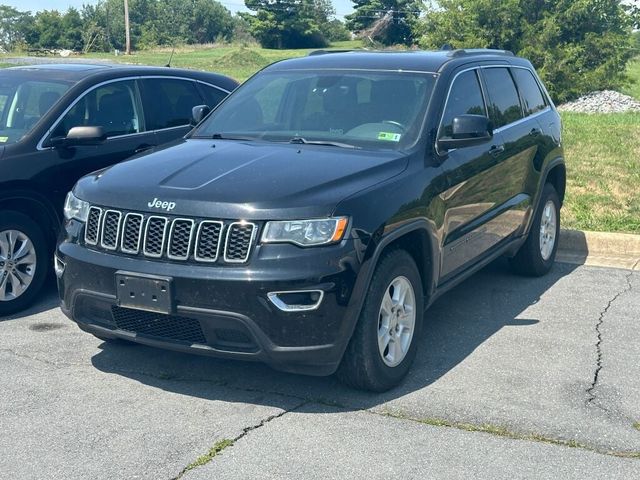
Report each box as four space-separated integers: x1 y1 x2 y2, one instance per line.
124 0 131 55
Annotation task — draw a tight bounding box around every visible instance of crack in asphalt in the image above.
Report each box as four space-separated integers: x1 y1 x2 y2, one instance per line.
171 400 309 479
586 270 635 409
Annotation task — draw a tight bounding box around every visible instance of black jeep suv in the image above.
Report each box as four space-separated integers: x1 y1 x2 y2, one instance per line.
0 64 237 314
56 50 565 391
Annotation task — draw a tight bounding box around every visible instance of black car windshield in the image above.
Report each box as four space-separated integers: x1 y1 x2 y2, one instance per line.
193 69 436 150
0 74 72 145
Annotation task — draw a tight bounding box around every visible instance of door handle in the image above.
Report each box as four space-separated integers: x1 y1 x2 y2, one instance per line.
488 144 505 157
529 128 542 137
134 144 154 154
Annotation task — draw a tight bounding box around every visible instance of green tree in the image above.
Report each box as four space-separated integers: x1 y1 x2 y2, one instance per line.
0 5 33 51
61 8 84 50
243 0 334 48
26 10 64 49
346 0 422 45
420 0 635 102
322 18 351 42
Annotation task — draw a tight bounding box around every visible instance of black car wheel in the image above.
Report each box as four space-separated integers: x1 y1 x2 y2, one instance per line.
337 249 424 392
509 183 561 277
0 211 49 316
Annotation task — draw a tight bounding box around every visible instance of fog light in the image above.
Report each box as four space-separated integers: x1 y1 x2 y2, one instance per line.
54 255 66 278
267 290 324 312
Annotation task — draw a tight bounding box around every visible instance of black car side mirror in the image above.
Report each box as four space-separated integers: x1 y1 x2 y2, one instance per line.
50 126 107 148
437 114 493 151
191 105 211 126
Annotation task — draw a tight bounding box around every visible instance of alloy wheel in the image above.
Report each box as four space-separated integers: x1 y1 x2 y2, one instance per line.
377 275 416 368
0 229 37 302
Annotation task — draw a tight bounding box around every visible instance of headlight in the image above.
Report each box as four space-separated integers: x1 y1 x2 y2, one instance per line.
262 217 348 246
63 191 89 222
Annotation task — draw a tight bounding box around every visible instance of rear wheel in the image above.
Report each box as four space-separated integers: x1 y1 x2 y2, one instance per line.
509 183 561 277
0 211 49 316
337 250 423 392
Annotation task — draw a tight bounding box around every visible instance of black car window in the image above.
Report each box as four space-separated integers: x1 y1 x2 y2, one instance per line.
512 68 547 116
199 84 228 109
52 80 141 138
140 78 204 130
0 79 70 144
440 70 486 138
483 68 524 129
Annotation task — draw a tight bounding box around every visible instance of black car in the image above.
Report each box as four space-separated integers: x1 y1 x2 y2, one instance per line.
0 64 237 314
56 50 565 391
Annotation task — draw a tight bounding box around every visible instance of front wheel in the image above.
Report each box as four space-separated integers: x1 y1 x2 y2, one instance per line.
509 183 561 277
337 250 424 392
0 211 49 316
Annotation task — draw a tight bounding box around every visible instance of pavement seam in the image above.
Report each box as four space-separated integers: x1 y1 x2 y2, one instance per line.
370 409 640 460
586 270 635 410
171 399 309 479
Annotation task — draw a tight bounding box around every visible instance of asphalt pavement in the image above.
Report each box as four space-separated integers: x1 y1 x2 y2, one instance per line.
1 259 639 479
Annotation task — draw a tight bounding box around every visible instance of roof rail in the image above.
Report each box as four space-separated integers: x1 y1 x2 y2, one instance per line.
308 49 361 56
447 48 514 58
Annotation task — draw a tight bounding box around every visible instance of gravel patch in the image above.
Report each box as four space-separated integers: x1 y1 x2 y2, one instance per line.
558 90 640 113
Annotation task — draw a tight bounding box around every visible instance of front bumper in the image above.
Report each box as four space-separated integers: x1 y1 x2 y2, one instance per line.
56 240 361 376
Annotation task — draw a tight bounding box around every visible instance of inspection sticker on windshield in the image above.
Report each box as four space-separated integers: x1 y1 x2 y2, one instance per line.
377 132 401 142
0 136 8 143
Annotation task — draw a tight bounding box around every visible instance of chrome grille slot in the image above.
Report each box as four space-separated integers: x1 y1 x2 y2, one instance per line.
224 222 256 263
100 210 122 250
194 221 223 262
85 207 102 245
84 206 256 264
121 213 144 254
168 219 194 260
143 216 168 258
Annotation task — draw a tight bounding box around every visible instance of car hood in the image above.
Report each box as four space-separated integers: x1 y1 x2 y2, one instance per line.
74 139 409 220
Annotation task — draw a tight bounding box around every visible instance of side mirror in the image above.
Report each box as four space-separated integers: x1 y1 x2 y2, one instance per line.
437 115 493 151
50 126 106 148
191 105 211 126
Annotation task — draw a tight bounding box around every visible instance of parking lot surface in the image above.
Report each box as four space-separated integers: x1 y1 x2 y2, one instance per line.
1 260 639 479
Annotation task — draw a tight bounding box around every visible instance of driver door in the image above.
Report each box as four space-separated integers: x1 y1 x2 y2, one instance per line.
46 79 157 200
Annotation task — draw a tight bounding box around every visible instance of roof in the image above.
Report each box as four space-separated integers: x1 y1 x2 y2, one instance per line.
266 49 522 74
3 63 238 90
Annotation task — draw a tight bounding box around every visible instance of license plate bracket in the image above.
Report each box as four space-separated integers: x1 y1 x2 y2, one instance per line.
115 271 173 314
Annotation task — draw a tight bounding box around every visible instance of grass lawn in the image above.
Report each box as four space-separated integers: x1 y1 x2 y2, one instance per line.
82 40 363 81
622 58 640 100
561 112 640 233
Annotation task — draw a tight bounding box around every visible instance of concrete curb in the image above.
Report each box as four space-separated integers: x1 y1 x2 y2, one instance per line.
557 229 640 270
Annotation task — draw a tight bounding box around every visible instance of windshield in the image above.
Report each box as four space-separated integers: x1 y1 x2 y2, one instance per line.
193 70 436 150
0 75 72 145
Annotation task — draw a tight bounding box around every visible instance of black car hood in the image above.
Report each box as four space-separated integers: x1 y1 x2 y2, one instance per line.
74 139 409 220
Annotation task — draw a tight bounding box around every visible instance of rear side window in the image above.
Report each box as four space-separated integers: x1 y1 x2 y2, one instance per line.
440 70 486 137
512 68 547 116
483 68 524 129
140 78 204 130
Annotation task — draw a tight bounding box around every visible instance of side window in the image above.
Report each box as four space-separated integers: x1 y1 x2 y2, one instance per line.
199 84 228 109
482 68 524 129
140 78 204 130
512 68 547 116
52 80 141 138
440 70 486 137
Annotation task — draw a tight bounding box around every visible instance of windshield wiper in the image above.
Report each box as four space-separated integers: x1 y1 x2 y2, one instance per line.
196 132 258 141
289 137 358 149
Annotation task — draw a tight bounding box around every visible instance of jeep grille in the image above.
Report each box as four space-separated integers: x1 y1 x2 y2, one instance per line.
84 207 257 264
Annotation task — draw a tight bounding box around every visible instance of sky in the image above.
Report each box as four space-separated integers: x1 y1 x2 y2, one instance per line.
1 0 356 19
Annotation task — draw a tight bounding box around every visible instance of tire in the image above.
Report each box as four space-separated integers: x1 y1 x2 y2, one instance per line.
0 210 50 316
337 249 424 392
509 183 561 277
